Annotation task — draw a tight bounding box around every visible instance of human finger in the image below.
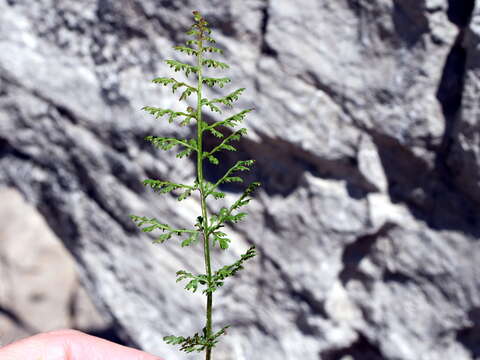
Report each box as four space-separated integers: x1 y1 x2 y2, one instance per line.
0 329 162 360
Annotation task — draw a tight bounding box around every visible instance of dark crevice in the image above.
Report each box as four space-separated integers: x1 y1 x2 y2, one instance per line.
37 186 81 251
434 31 468 192
262 208 282 233
339 222 396 286
371 128 480 237
435 0 474 184
83 304 140 348
0 305 38 334
382 269 412 284
436 35 467 118
0 138 31 161
202 129 299 197
202 126 375 198
53 103 80 125
392 0 430 46
447 0 476 27
292 286 329 319
135 2 194 46
295 311 321 336
320 332 384 360
85 325 129 346
68 290 78 322
140 12 184 44
96 0 148 40
371 132 431 205
292 285 329 336
456 307 480 357
207 10 236 37
414 0 480 235
260 1 278 57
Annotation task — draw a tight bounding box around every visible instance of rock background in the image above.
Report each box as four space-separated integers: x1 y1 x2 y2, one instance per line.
0 188 111 345
0 0 479 359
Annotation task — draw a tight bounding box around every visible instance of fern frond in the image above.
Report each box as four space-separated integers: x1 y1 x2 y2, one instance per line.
138 10 261 358
163 325 227 353
204 182 226 200
206 88 245 109
143 179 195 193
151 77 198 101
204 128 247 157
142 106 195 124
129 215 198 244
143 179 197 201
208 182 260 231
202 46 223 54
186 29 202 38
207 127 224 138
201 59 229 69
201 98 222 114
186 39 200 47
204 36 216 43
176 270 208 292
206 109 253 130
205 160 255 200
145 136 197 153
213 246 256 280
211 231 231 250
203 77 231 88
174 46 199 56
165 60 199 77
228 181 261 213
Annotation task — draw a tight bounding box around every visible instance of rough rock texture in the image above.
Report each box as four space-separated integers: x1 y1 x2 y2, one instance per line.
0 0 479 359
0 188 110 345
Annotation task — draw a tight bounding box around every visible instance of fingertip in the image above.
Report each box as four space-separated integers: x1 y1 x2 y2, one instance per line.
0 329 163 360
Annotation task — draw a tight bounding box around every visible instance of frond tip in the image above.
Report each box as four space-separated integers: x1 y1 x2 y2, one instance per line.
137 9 261 359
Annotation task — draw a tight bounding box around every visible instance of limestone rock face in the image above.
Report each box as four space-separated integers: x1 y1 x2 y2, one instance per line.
0 1 479 359
448 2 480 205
0 188 109 345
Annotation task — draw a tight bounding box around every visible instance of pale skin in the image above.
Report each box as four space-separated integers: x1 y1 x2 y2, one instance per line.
0 329 162 360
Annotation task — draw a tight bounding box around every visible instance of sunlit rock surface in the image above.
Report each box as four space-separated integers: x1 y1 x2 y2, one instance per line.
0 1 479 359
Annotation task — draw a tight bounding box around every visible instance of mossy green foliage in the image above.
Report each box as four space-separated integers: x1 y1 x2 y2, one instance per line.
130 10 260 359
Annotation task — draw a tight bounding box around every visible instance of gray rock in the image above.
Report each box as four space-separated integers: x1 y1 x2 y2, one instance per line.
0 188 109 344
0 0 479 359
448 1 480 205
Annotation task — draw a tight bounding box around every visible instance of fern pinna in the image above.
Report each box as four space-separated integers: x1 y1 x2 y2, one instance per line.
130 10 260 360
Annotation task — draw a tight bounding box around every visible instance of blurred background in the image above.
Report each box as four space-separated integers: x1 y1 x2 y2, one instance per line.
0 0 479 359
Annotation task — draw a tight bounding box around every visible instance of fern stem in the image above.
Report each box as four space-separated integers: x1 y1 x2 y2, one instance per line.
196 30 214 360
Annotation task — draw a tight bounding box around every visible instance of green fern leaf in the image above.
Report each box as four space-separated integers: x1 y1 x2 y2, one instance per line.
165 60 199 77
202 77 231 88
174 46 199 56
201 59 229 69
202 46 223 54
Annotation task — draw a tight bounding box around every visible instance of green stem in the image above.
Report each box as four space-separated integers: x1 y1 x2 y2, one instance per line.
196 31 213 360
